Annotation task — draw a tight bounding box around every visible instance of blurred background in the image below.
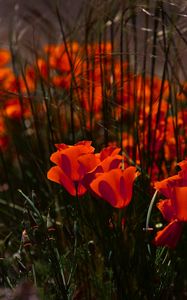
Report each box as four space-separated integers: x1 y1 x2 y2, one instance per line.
0 0 187 77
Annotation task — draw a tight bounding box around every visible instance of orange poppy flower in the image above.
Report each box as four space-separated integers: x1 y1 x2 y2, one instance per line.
173 187 187 222
47 165 87 196
156 199 176 222
178 160 187 179
4 98 31 120
47 141 95 196
80 84 103 113
0 49 10 67
52 73 72 89
154 166 187 248
154 219 183 248
79 146 122 188
154 175 182 198
98 146 121 160
0 67 12 83
37 58 49 78
176 82 187 101
153 191 185 249
81 154 123 188
19 66 36 93
90 166 137 208
154 160 187 198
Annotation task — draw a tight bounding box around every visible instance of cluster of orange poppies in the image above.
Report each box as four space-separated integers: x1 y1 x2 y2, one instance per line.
47 140 187 249
0 42 186 179
0 42 187 159
35 41 187 175
0 49 33 149
47 141 137 208
1 41 187 249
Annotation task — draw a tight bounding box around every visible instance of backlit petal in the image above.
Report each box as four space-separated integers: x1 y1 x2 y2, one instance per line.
157 199 177 222
173 187 187 221
153 220 183 248
47 166 76 196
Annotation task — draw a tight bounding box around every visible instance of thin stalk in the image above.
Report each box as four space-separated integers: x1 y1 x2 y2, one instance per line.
145 190 158 255
147 1 160 170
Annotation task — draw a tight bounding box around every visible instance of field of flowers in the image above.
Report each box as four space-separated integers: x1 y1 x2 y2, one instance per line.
0 0 187 299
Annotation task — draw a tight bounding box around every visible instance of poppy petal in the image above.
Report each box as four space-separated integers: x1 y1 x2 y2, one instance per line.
98 180 118 207
173 187 187 221
157 199 177 222
90 167 136 208
153 219 183 248
47 166 76 196
100 146 121 161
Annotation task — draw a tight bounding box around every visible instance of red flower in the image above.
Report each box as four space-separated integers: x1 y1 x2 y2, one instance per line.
78 146 122 188
153 195 184 249
47 141 94 196
154 160 187 198
0 49 10 67
4 98 31 119
154 219 183 249
153 167 187 248
156 199 176 222
89 166 137 208
178 160 187 179
173 187 187 222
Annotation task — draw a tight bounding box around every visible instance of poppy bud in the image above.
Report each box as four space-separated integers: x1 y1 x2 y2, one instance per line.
22 229 32 248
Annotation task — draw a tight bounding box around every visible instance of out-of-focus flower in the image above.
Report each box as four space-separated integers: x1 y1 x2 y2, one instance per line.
19 66 36 93
4 98 31 120
0 49 10 67
176 82 187 101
